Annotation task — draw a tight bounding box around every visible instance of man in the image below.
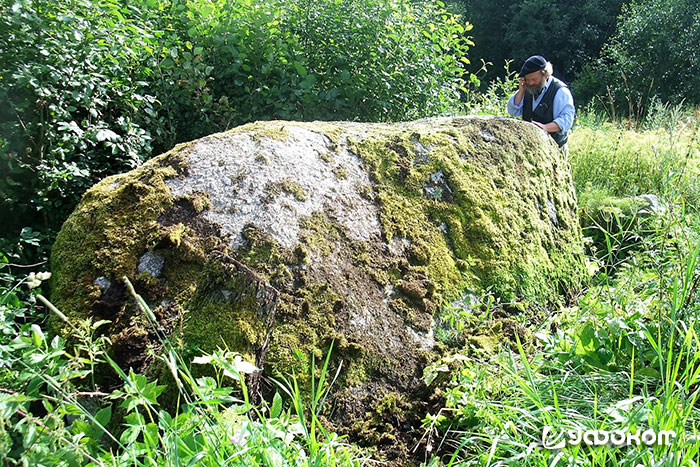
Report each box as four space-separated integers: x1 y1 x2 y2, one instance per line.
507 55 574 154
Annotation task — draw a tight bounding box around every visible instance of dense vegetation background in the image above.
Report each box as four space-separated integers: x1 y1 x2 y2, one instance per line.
1 0 699 465
0 0 473 260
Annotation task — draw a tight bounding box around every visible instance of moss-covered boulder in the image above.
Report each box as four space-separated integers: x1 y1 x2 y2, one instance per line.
50 116 586 461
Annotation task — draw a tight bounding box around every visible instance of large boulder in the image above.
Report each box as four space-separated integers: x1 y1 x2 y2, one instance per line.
50 116 586 459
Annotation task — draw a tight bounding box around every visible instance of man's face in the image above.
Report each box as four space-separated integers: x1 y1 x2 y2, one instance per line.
523 70 546 95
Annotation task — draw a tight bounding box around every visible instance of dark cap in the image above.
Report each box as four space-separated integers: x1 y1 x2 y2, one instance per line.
518 55 547 77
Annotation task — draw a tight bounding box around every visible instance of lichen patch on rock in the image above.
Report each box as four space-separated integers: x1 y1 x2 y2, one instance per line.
166 124 380 249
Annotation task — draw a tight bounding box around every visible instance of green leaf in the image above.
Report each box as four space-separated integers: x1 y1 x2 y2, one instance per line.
270 392 283 418
636 366 660 377
578 322 598 347
143 422 159 448
187 452 207 467
95 129 119 142
42 400 54 413
293 61 307 77
71 419 91 436
595 347 614 366
30 324 44 347
423 362 449 386
61 403 84 415
120 426 140 445
582 351 604 369
95 405 112 429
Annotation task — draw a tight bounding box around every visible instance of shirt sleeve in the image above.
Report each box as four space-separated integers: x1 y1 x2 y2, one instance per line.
552 87 575 134
507 92 523 117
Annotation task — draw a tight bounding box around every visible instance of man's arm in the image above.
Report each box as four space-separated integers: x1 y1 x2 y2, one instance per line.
506 78 527 117
552 85 575 133
531 121 561 132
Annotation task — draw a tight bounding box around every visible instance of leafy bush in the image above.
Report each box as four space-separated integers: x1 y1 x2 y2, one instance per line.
462 60 519 116
0 0 159 264
150 0 473 148
545 265 660 375
547 202 700 384
578 191 669 274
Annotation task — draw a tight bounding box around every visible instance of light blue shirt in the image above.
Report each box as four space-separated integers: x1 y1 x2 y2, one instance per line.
507 76 575 136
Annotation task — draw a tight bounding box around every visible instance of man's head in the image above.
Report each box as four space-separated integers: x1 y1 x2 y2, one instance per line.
519 55 553 95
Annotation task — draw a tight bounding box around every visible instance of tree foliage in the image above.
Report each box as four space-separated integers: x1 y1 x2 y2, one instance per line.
0 0 158 259
149 0 473 149
573 0 700 113
453 0 626 84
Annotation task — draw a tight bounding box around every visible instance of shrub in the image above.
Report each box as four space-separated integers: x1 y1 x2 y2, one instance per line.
0 0 474 264
0 0 159 263
148 0 473 149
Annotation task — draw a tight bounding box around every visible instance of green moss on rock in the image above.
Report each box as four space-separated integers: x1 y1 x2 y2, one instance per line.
264 178 308 202
347 118 586 305
49 116 586 465
49 143 192 330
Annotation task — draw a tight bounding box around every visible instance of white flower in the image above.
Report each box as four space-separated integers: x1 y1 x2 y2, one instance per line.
192 355 213 365
36 271 51 281
233 355 258 374
25 271 51 289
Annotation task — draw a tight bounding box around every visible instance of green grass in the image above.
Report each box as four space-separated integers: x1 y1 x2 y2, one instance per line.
0 274 363 466
570 109 700 206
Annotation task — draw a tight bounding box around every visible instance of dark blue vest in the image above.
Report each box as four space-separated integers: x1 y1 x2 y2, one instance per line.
523 78 569 147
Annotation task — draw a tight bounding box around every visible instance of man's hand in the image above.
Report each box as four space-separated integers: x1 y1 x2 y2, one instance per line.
531 121 561 133
513 77 527 106
518 77 526 93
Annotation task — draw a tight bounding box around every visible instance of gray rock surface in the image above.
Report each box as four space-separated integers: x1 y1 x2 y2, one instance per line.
166 125 380 249
50 115 587 462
